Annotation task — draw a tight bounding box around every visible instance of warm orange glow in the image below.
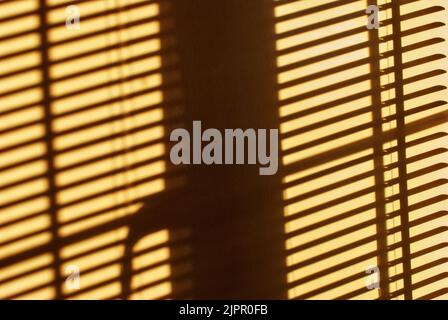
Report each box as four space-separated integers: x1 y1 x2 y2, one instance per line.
0 0 182 300
0 0 445 300
276 0 447 300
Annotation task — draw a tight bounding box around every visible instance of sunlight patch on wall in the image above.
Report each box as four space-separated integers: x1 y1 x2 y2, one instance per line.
0 0 182 300
275 0 379 300
0 0 55 299
47 0 167 236
130 229 172 299
276 0 447 300
399 0 448 300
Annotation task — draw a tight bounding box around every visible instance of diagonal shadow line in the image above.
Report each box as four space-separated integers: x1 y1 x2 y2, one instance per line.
0 0 190 300
280 0 447 300
0 0 444 298
282 109 448 177
35 0 63 299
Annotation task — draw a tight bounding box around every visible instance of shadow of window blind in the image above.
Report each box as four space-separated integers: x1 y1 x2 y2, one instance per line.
0 0 188 300
275 0 447 300
0 0 446 301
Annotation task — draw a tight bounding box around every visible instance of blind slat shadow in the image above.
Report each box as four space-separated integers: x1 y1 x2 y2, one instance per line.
275 0 447 300
0 0 446 300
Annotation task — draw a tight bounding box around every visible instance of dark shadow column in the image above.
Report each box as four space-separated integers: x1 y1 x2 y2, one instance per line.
390 0 413 300
170 0 286 299
367 0 390 300
38 0 63 299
